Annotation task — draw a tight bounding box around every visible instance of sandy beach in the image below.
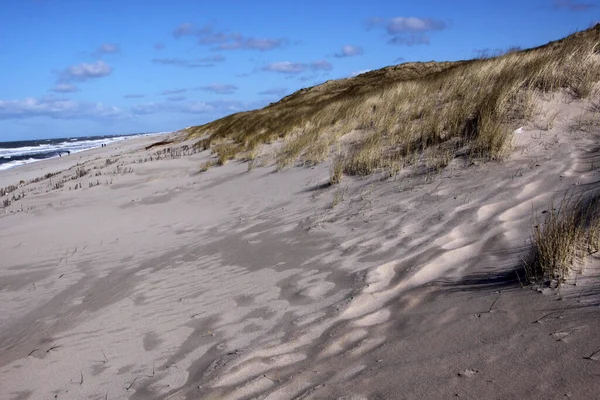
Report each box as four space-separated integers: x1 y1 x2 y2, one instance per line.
1 88 600 400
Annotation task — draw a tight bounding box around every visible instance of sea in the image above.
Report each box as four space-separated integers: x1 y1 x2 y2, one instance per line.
0 132 169 172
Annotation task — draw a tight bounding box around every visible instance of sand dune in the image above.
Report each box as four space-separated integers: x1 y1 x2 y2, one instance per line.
1 94 600 400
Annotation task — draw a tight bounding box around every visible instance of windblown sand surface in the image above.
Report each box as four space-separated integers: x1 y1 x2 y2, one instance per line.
1 96 600 399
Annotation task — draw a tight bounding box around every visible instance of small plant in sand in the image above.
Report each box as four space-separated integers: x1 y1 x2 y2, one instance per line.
245 149 259 171
52 180 65 190
199 159 218 173
329 187 347 209
535 109 561 131
527 194 600 284
329 157 344 185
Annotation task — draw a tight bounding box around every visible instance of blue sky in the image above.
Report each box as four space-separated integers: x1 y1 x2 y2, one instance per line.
0 0 598 140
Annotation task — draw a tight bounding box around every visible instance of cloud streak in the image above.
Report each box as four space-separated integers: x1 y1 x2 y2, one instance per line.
50 84 79 93
172 22 286 51
172 22 196 38
258 87 288 97
94 43 120 55
262 60 332 74
215 37 287 51
553 0 596 10
197 84 238 94
131 99 258 116
151 55 225 68
161 88 187 95
367 16 447 46
389 34 430 46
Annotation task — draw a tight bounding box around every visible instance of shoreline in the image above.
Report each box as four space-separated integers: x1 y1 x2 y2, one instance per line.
0 132 173 189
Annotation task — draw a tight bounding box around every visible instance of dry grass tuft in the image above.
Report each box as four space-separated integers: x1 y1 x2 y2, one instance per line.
194 138 212 151
569 111 600 132
528 194 600 284
213 143 240 165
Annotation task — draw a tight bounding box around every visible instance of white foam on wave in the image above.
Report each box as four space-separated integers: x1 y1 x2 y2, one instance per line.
0 158 38 171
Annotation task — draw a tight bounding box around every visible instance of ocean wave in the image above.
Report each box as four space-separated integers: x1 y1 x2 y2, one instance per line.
0 132 169 172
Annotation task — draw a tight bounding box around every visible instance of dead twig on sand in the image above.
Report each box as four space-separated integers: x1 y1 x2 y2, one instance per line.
533 305 568 324
487 294 501 313
125 377 138 391
584 348 600 361
47 345 60 353
126 366 156 391
263 371 282 383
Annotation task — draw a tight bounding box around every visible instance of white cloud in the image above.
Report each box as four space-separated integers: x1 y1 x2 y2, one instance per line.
58 60 112 83
386 17 446 33
335 45 364 58
0 96 125 120
262 62 306 74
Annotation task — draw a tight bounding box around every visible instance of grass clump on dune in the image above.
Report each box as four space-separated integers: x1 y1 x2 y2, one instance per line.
185 25 600 178
528 195 600 284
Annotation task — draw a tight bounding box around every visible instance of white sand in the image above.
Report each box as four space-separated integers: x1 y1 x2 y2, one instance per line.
1 95 600 400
